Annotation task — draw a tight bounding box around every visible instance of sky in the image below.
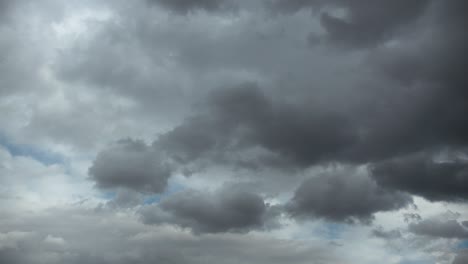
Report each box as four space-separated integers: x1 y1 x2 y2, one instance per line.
0 0 468 263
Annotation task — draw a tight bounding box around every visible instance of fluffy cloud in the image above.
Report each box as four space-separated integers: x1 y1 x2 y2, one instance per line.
371 153 468 202
89 139 172 193
409 218 468 239
140 188 279 233
155 83 356 168
286 168 412 223
269 0 430 48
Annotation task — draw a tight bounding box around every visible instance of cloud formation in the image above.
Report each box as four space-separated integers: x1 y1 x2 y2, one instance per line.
89 139 172 193
409 218 468 239
371 153 468 202
270 0 430 48
140 188 278 233
286 169 412 223
2 0 468 263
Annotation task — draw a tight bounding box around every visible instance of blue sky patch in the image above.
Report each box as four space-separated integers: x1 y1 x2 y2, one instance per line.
457 240 468 249
0 132 65 165
143 181 185 205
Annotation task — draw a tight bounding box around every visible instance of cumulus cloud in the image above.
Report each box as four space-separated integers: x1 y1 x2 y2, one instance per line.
371 153 468 202
89 139 172 193
286 168 413 223
409 218 468 239
140 188 279 233
155 83 356 168
269 0 430 48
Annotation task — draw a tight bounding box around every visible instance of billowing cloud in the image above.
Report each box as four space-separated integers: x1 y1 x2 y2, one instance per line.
155 83 356 168
269 0 430 48
371 153 468 202
286 168 413 223
140 188 278 233
89 139 172 193
409 218 468 239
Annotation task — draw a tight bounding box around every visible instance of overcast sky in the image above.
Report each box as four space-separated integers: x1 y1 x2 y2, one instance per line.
1 0 468 263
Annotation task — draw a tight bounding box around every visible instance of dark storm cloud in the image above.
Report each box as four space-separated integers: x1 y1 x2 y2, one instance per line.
269 0 430 48
370 153 468 202
140 188 278 233
377 0 468 87
369 0 468 151
155 83 357 168
286 169 412 223
409 219 468 239
0 248 22 264
148 0 231 14
89 139 172 193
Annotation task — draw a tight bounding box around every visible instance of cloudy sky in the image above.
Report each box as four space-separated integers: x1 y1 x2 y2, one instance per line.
1 0 468 263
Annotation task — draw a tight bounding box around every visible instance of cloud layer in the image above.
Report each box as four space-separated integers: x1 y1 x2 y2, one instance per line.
1 0 468 263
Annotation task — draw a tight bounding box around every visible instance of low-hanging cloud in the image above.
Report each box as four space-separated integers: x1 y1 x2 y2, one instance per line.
286 168 413 223
89 139 172 193
370 153 468 202
139 188 279 234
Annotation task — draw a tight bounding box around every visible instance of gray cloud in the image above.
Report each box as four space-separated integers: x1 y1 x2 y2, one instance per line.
453 250 468 264
269 0 430 48
0 207 343 264
409 219 468 239
371 227 402 240
154 83 357 169
89 139 172 193
139 188 278 233
462 221 468 228
367 0 468 152
371 153 468 202
403 213 422 223
2 0 468 263
148 0 232 14
286 168 413 223
105 189 144 209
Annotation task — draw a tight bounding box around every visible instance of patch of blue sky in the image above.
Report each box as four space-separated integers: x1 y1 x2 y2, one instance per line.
319 222 347 240
143 180 185 205
97 178 186 204
292 222 348 241
399 259 433 264
100 191 117 200
0 132 65 166
457 240 468 249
